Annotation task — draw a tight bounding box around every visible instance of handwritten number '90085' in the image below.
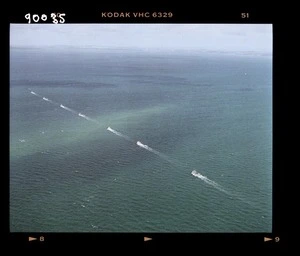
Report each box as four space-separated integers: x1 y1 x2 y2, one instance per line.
25 13 66 24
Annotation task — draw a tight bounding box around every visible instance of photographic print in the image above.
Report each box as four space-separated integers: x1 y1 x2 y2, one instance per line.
10 24 272 232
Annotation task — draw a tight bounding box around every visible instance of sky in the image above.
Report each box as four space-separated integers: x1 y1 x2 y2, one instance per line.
10 24 272 53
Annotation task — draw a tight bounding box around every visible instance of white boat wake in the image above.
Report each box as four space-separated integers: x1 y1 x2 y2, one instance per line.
191 170 230 195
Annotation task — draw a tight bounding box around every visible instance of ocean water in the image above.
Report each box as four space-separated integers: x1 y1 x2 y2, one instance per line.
10 48 272 232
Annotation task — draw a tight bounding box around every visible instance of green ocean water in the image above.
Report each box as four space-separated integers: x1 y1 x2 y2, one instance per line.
10 48 272 232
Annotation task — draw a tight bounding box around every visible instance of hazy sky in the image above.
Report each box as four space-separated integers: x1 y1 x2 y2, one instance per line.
10 24 272 53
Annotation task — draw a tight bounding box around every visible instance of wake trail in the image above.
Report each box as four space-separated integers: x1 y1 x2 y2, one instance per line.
78 113 99 123
30 90 41 97
191 170 231 195
29 90 98 124
107 127 133 142
42 97 52 103
137 141 161 155
136 140 173 164
59 104 78 114
191 170 258 208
